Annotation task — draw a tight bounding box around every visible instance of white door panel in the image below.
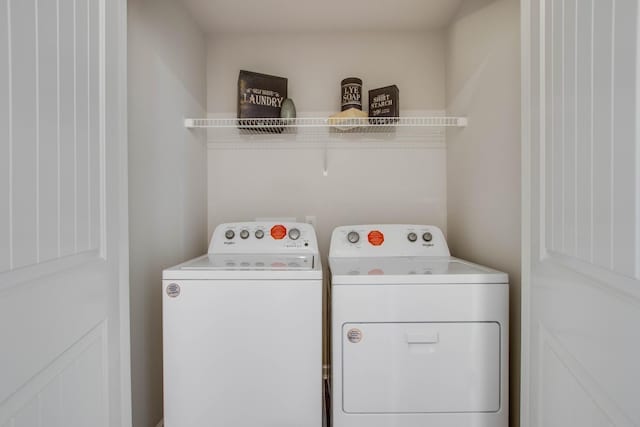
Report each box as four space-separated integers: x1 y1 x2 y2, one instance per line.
0 259 107 405
0 0 130 426
0 0 9 272
522 0 640 426
37 0 61 263
10 0 37 269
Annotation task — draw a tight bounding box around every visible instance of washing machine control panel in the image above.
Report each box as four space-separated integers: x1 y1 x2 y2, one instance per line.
329 224 450 257
208 222 318 254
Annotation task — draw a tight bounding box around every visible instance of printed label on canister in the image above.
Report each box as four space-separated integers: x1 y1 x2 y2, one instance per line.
347 328 363 343
341 77 362 111
166 283 181 298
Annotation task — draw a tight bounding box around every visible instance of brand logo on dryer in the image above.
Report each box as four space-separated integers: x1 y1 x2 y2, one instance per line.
166 283 181 298
347 328 363 343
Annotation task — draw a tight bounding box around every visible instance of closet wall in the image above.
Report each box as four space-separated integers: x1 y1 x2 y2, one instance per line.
206 31 449 255
204 5 522 424
128 0 207 426
445 0 521 425
126 1 522 426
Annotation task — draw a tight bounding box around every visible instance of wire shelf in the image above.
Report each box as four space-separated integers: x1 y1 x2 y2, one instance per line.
184 116 468 132
188 114 467 175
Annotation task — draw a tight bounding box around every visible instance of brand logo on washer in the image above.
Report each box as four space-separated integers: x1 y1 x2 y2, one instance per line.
166 283 180 298
347 328 363 343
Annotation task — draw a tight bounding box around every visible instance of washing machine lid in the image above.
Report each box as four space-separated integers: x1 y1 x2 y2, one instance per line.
329 256 507 284
163 254 322 280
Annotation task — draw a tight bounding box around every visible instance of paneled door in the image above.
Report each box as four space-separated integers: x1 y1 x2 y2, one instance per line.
522 0 640 426
0 0 130 426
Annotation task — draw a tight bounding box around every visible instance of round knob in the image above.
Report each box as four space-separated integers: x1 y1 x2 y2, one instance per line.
240 229 250 239
288 228 301 240
347 231 360 244
407 232 417 242
422 232 433 242
255 229 264 239
225 230 235 240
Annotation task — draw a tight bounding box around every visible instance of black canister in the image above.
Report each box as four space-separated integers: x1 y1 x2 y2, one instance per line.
341 77 363 111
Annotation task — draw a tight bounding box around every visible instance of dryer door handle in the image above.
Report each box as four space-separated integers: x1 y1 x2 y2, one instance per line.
406 333 439 344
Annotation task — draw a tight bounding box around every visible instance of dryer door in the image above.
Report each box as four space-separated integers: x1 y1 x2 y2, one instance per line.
342 322 500 414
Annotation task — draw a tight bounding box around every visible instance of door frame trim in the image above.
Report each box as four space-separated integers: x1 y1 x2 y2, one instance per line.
110 0 131 424
520 0 532 426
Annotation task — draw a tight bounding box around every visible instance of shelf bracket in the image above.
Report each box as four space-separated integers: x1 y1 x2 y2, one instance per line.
322 142 328 176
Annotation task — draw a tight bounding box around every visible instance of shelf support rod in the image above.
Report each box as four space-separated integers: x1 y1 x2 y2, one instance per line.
322 141 328 176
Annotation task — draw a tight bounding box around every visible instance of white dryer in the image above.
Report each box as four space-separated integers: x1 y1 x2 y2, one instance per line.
163 222 322 427
329 225 508 427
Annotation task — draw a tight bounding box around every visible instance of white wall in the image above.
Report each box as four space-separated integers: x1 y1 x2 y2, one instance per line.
445 0 521 425
208 145 447 256
206 31 448 255
128 0 207 425
207 31 446 114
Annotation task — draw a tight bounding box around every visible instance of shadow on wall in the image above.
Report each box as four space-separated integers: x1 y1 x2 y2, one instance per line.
445 1 521 427
128 1 207 427
129 0 206 106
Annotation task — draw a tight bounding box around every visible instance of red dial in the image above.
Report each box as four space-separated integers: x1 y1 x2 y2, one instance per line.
368 230 384 246
270 224 287 240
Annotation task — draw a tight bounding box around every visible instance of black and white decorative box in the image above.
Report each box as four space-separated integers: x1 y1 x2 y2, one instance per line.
368 85 399 123
237 70 288 132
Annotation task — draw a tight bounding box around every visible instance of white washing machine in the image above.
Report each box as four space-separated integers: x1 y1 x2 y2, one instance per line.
329 225 508 427
163 221 323 427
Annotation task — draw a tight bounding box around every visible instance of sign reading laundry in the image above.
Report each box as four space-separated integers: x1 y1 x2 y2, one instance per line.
237 70 288 133
241 88 285 107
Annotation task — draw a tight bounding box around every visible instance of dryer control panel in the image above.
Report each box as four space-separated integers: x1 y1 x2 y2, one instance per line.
329 224 450 258
208 222 319 254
